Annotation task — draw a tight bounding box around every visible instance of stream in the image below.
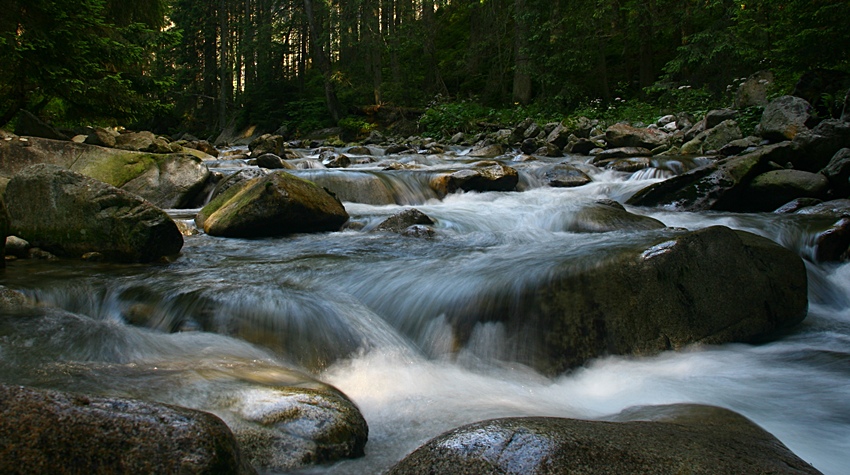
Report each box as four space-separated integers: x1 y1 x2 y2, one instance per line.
1 147 848 474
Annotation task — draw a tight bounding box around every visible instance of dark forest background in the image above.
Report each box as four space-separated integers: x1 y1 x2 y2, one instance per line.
2 0 849 138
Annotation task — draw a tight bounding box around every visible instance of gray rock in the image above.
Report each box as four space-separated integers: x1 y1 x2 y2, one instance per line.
84 127 119 148
567 200 665 233
429 162 518 196
758 95 816 141
814 217 850 262
388 404 821 475
115 131 164 152
593 147 652 160
196 171 349 237
542 164 592 188
605 123 669 149
681 119 743 155
320 151 351 168
0 136 210 209
705 108 738 129
627 142 795 211
791 119 850 172
256 153 295 170
743 169 830 211
5 235 29 258
545 123 572 148
223 386 368 473
820 148 850 196
468 144 505 159
0 384 255 475
5 164 183 262
304 171 397 205
736 70 774 108
13 110 69 140
375 209 435 233
249 134 286 157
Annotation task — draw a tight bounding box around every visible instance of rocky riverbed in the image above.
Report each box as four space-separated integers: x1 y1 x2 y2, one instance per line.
1 93 848 473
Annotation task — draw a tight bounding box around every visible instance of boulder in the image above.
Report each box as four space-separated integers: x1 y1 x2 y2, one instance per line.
0 196 7 266
346 146 372 155
300 171 397 205
13 110 68 140
0 384 254 475
757 95 817 141
718 135 761 156
84 127 119 148
626 142 795 211
705 108 738 129
742 169 830 211
592 147 652 161
566 137 598 155
431 226 806 375
115 131 169 153
605 157 652 173
429 162 518 196
5 164 183 262
566 200 665 233
820 148 850 196
605 123 668 149
374 208 435 233
388 404 821 475
791 119 850 172
681 119 743 155
545 123 572 148
735 70 774 108
814 217 850 262
209 168 270 201
249 134 286 157
320 152 351 168
256 153 295 170
533 143 562 158
181 139 219 157
531 226 806 374
196 171 349 238
542 164 592 188
0 137 210 209
467 144 505 159
222 386 368 473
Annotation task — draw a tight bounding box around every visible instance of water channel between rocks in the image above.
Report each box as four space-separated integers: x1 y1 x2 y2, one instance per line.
2 147 849 474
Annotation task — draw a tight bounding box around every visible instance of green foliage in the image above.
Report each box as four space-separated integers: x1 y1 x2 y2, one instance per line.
339 116 377 138
736 106 764 137
418 100 494 136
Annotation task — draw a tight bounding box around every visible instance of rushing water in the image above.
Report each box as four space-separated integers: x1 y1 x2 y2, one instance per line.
1 147 849 474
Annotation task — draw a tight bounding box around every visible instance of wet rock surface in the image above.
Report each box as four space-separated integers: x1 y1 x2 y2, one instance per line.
0 384 255 475
388 404 822 475
5 164 183 262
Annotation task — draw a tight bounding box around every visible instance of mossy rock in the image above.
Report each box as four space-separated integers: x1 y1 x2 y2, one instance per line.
196 171 349 238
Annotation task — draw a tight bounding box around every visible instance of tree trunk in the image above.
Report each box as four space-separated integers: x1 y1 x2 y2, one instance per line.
512 0 532 105
303 0 342 122
219 0 231 129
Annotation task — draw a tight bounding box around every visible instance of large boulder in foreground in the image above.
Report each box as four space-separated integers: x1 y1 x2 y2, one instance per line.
0 136 210 208
5 164 183 262
388 404 821 475
0 384 255 475
196 171 349 237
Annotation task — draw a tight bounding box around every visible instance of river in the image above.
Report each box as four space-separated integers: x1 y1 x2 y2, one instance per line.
1 146 848 474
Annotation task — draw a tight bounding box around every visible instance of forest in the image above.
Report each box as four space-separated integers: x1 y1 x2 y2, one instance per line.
2 0 849 139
